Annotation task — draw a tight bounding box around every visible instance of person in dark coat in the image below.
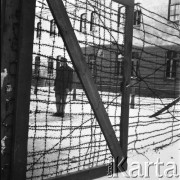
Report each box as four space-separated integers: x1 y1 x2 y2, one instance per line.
54 58 73 117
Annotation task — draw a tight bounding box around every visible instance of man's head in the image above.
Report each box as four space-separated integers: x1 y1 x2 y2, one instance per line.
61 57 67 66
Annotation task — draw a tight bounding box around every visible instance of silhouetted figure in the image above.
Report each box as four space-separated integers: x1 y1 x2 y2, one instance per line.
53 58 73 117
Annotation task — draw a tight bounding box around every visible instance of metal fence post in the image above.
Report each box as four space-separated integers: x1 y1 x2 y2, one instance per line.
1 0 36 180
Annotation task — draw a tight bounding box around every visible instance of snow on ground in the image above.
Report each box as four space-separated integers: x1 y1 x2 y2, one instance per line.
27 87 180 179
95 141 180 180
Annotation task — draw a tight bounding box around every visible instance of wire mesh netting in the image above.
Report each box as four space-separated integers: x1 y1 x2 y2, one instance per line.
127 2 180 159
27 0 180 179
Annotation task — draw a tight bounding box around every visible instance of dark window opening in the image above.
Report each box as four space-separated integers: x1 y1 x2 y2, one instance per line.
134 10 142 26
117 6 125 28
88 54 96 76
37 22 41 38
116 54 123 76
50 19 56 36
48 56 54 75
34 56 40 75
131 52 140 77
131 60 139 77
131 60 135 77
80 13 87 33
166 50 177 79
90 11 98 32
56 55 61 70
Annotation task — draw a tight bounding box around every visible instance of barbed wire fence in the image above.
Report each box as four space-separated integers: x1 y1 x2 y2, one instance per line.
27 0 180 179
129 3 180 159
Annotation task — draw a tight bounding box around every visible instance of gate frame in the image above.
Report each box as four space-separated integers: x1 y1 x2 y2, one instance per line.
11 0 36 179
7 0 134 180
47 0 134 179
1 0 36 180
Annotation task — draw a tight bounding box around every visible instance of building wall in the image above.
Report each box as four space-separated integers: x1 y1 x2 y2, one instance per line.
79 44 180 97
133 45 180 97
133 0 179 46
32 0 180 97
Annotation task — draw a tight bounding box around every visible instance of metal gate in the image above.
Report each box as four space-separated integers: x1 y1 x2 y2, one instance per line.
11 0 134 179
2 0 180 180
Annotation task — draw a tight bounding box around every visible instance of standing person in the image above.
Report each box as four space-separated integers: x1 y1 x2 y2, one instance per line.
54 57 73 117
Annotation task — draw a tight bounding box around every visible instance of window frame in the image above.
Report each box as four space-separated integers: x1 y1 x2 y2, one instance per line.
117 6 141 28
168 0 180 23
48 56 54 75
117 6 125 28
34 56 40 75
56 55 61 70
133 9 142 26
88 54 97 76
36 22 41 38
165 50 177 79
50 19 56 36
116 53 123 76
90 11 98 32
80 13 87 33
131 52 139 78
116 52 139 78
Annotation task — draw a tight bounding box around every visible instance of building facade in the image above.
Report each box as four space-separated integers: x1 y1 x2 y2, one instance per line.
32 0 180 97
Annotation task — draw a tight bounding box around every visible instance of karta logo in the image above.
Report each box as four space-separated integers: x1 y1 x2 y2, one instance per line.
107 157 179 178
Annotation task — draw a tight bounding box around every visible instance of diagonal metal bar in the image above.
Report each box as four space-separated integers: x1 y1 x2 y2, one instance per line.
46 0 124 162
149 96 180 118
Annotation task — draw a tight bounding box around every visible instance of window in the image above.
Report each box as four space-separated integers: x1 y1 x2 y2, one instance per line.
117 6 125 28
168 0 180 23
116 54 123 76
56 55 61 69
80 13 87 33
131 60 135 77
90 11 98 32
131 52 139 77
88 54 96 76
34 56 40 75
50 19 56 36
36 22 41 38
48 56 54 75
116 52 139 77
166 50 177 79
134 10 142 26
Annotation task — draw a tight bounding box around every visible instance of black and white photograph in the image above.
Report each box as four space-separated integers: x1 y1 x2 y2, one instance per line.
1 0 180 180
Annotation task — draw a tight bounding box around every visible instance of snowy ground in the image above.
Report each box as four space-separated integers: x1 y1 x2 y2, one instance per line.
96 141 180 180
27 87 180 179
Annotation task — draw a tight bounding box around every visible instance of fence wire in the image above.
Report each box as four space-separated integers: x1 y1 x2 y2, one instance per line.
27 0 180 179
